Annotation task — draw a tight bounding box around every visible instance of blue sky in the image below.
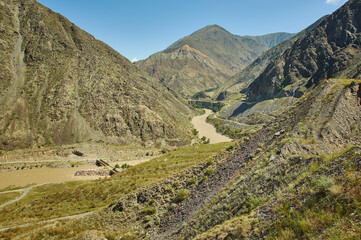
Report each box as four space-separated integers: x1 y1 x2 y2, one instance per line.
37 0 347 62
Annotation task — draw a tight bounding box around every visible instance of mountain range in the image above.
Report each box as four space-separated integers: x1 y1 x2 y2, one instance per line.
215 15 329 97
0 0 361 239
135 25 295 97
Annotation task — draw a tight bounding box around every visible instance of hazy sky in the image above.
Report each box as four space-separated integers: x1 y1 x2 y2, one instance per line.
37 0 348 62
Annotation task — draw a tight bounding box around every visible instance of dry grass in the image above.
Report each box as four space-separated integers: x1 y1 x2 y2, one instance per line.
0 191 21 205
0 142 232 230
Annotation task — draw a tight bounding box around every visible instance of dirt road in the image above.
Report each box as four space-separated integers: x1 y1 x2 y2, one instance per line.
0 210 94 232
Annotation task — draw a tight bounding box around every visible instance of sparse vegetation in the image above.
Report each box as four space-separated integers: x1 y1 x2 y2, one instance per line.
206 116 244 139
121 163 132 169
0 142 232 231
204 168 214 176
175 190 189 203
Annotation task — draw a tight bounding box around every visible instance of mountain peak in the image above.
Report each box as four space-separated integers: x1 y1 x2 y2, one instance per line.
190 24 231 36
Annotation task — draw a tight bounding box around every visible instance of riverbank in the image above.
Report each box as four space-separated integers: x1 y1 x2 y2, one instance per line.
191 109 232 144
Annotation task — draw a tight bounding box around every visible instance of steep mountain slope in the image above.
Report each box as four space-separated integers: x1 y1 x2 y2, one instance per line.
0 0 193 150
216 16 328 96
150 78 361 239
136 25 294 97
248 0 361 102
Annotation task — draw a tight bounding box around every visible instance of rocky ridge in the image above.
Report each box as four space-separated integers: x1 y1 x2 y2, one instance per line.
0 0 193 150
248 0 361 102
215 15 328 97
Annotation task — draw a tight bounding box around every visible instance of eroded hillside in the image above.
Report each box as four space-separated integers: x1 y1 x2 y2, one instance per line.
248 0 361 102
0 0 193 150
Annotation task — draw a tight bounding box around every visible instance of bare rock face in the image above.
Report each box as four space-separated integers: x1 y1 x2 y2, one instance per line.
0 0 193 150
216 15 328 97
248 0 361 102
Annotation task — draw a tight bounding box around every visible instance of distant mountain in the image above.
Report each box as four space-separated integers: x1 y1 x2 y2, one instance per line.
0 0 193 150
136 25 295 97
216 16 328 97
244 32 296 48
248 0 361 102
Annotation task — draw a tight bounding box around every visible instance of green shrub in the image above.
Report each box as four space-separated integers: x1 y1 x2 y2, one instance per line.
142 206 156 215
200 176 207 183
316 176 335 193
175 190 189 203
227 145 234 151
205 168 214 176
164 186 173 193
121 163 132 169
189 177 196 184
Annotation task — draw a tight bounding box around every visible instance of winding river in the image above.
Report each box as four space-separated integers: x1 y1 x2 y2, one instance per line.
191 109 232 144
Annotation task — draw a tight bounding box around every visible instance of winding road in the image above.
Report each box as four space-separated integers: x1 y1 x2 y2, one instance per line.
0 211 94 232
0 184 95 232
0 184 45 208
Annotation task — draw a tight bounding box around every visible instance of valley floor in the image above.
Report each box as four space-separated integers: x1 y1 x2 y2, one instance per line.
192 109 232 144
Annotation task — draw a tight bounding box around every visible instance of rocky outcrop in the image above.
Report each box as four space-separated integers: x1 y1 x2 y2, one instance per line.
0 0 193 150
215 91 229 101
74 169 110 176
216 16 327 97
248 0 361 102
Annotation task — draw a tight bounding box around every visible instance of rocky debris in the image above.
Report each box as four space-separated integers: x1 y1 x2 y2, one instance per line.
72 150 84 157
274 129 285 136
74 169 109 176
150 79 361 239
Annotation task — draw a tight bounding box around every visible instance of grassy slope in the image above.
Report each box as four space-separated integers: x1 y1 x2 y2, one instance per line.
194 147 361 240
0 192 21 205
0 142 232 239
174 79 361 239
